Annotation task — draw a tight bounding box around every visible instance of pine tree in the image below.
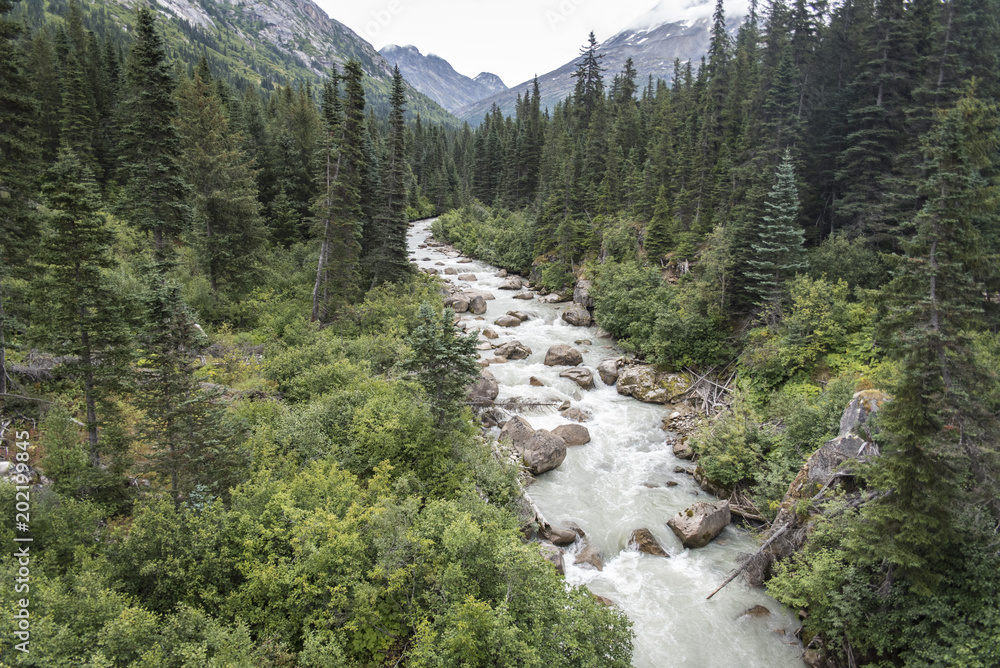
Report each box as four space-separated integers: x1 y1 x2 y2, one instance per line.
0 0 39 399
645 186 675 263
572 32 605 129
368 66 410 286
174 63 266 296
743 149 806 313
312 61 366 321
136 280 243 503
858 92 1000 588
35 150 132 466
117 6 190 263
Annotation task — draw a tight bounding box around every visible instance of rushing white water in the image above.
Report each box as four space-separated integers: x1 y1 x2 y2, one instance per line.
408 220 805 668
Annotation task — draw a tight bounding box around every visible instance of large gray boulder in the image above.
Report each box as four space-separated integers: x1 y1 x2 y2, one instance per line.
616 366 690 405
468 294 487 315
445 296 469 313
495 340 532 360
468 370 499 405
667 501 731 549
574 544 604 571
806 390 886 484
498 276 523 290
542 525 578 546
499 416 535 452
522 429 567 475
457 273 477 281
573 278 595 308
544 344 583 367
597 358 621 386
559 367 595 390
552 423 591 446
561 305 592 327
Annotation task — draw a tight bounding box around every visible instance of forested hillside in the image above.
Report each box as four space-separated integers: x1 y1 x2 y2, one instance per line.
0 1 633 665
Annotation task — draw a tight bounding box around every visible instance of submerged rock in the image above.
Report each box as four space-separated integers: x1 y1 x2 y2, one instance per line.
559 367 595 390
494 340 532 360
574 544 604 571
560 407 592 423
667 500 731 549
629 529 670 557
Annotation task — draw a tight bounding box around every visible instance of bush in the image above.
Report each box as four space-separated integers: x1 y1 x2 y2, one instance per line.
433 202 535 274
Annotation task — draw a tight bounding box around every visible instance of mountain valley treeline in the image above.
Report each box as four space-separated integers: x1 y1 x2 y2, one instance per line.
1 0 999 665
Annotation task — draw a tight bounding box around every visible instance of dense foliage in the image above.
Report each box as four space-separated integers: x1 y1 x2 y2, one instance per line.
0 2 634 665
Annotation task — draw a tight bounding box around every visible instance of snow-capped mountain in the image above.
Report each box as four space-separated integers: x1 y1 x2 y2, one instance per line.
455 0 746 124
380 44 508 113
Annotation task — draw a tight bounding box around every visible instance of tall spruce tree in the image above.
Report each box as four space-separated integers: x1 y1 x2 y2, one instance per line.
117 6 189 264
174 63 266 296
0 0 38 400
312 61 366 321
368 66 410 286
743 149 806 313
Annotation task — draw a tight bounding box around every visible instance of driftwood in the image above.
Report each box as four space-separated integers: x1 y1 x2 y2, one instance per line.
706 525 791 600
682 363 737 415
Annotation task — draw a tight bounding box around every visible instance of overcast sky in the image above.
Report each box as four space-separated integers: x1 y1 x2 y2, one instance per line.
316 0 671 87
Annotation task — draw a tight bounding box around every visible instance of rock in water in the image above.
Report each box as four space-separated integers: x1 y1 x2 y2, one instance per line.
740 605 771 618
616 365 690 404
445 296 470 313
573 278 595 308
561 305 592 327
539 542 565 575
667 501 731 549
444 267 458 275
544 344 583 366
542 525 578 546
513 292 535 300
672 438 694 460
468 369 499 405
560 407 592 423
481 328 499 340
507 311 530 322
457 273 477 281
559 367 595 390
494 340 532 360
552 423 591 446
629 529 670 557
521 429 567 474
529 376 545 387
494 314 521 328
597 358 621 386
574 544 604 571
499 416 535 452
498 276 523 290
468 295 487 314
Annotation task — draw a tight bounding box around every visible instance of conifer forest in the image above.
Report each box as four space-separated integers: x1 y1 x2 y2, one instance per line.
0 0 999 665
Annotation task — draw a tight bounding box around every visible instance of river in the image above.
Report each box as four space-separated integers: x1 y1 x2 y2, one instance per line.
408 219 805 668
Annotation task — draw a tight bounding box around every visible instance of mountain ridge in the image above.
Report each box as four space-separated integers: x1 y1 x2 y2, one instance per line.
380 43 507 113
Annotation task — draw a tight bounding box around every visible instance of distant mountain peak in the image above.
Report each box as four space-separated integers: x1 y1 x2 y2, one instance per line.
380 44 509 113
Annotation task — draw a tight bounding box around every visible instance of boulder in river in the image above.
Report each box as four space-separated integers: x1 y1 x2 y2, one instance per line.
574 544 604 571
445 296 469 313
444 267 458 275
629 529 670 557
542 525 578 546
422 268 439 275
667 500 731 549
522 429 567 475
496 269 508 278
468 370 500 405
559 367 594 390
672 438 694 460
539 542 565 575
616 365 691 405
561 305 592 327
544 344 583 367
495 340 532 360
739 605 771 619
494 314 521 328
499 416 535 452
458 273 477 281
538 293 568 304
560 407 592 423
529 377 545 387
597 358 621 386
513 292 535 300
552 423 591 446
481 328 499 340
507 310 530 322
468 295 487 315
498 276 523 290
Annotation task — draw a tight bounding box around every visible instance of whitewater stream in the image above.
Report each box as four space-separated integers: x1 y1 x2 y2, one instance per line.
408 220 805 668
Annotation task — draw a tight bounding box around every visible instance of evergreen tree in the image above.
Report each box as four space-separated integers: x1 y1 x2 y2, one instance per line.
136 280 244 503
34 150 131 467
645 186 675 263
312 61 366 321
368 66 410 286
572 32 605 129
1 0 38 400
174 63 266 297
117 6 190 263
743 149 806 313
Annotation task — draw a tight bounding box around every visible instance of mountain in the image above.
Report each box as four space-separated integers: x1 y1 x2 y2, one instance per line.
380 44 507 113
454 0 745 124
44 0 458 125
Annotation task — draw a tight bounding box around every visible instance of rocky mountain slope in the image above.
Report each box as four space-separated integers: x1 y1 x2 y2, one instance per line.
380 44 508 113
455 0 744 124
73 0 457 124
